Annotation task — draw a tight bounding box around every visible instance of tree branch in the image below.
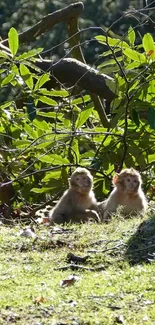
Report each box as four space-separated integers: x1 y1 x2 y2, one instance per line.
36 58 116 102
2 2 84 46
67 15 111 127
2 1 116 127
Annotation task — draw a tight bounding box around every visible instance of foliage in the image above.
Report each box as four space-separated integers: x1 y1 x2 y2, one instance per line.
0 24 155 207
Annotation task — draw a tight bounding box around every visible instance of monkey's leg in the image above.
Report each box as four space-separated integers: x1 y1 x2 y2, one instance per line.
50 213 70 225
73 209 100 223
97 201 112 223
86 209 101 222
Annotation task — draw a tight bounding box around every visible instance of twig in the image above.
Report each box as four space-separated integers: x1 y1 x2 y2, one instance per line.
54 264 105 271
41 26 105 55
2 2 84 46
87 242 126 254
89 239 122 246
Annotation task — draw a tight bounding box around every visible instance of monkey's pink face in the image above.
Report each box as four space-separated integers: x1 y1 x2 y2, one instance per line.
71 173 92 194
120 175 140 193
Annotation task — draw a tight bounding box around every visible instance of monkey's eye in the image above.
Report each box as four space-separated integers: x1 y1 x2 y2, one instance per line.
127 178 131 182
134 180 137 183
76 177 79 181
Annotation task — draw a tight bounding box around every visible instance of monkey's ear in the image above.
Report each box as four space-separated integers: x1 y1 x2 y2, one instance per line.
68 177 71 185
113 173 119 185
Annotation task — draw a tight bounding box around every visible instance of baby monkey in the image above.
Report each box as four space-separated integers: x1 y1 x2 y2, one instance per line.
98 168 147 220
49 167 99 224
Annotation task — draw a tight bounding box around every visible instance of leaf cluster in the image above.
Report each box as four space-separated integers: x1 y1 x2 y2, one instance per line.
0 26 155 209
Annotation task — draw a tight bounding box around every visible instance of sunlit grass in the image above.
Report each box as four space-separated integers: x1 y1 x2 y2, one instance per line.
0 213 155 324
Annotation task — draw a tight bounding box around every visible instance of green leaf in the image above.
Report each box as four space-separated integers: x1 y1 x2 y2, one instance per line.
148 79 155 95
0 101 13 109
39 96 57 106
38 89 69 97
147 107 155 129
33 141 52 149
95 35 129 48
128 26 135 46
72 95 90 105
0 69 7 74
13 139 31 147
50 90 69 97
98 57 123 68
100 48 121 57
33 119 50 131
1 73 14 87
17 48 43 60
11 64 19 75
128 81 139 94
20 64 33 90
76 106 93 128
0 51 10 59
39 154 69 165
148 154 155 163
111 106 125 127
142 33 155 60
42 170 61 182
123 48 146 63
37 111 63 120
131 109 140 127
72 139 79 163
105 79 118 95
0 59 6 65
31 187 53 193
8 27 19 56
34 74 50 91
81 150 95 158
126 61 144 70
136 153 146 168
24 123 38 139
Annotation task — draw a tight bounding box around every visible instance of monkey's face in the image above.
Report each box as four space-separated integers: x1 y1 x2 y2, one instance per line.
119 174 140 194
70 172 93 194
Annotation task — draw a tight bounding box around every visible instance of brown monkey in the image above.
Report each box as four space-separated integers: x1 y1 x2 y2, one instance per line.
49 167 99 224
98 168 148 220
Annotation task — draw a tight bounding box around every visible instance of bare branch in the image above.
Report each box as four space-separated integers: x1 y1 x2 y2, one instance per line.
2 2 84 46
36 58 116 102
66 16 111 128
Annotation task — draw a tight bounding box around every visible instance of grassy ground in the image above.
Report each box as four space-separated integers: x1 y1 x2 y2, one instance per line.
0 213 155 325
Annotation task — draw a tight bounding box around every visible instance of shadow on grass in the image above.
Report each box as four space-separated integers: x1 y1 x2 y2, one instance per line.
125 214 155 265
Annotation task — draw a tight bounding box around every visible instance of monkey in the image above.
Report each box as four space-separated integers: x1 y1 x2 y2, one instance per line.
98 168 148 220
49 167 99 224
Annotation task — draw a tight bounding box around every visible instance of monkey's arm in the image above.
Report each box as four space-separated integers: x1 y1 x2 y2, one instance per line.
136 190 148 213
49 191 72 224
97 200 109 221
97 191 118 221
49 208 68 224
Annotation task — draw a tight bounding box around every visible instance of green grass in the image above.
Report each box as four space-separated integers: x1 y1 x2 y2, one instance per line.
0 213 155 324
